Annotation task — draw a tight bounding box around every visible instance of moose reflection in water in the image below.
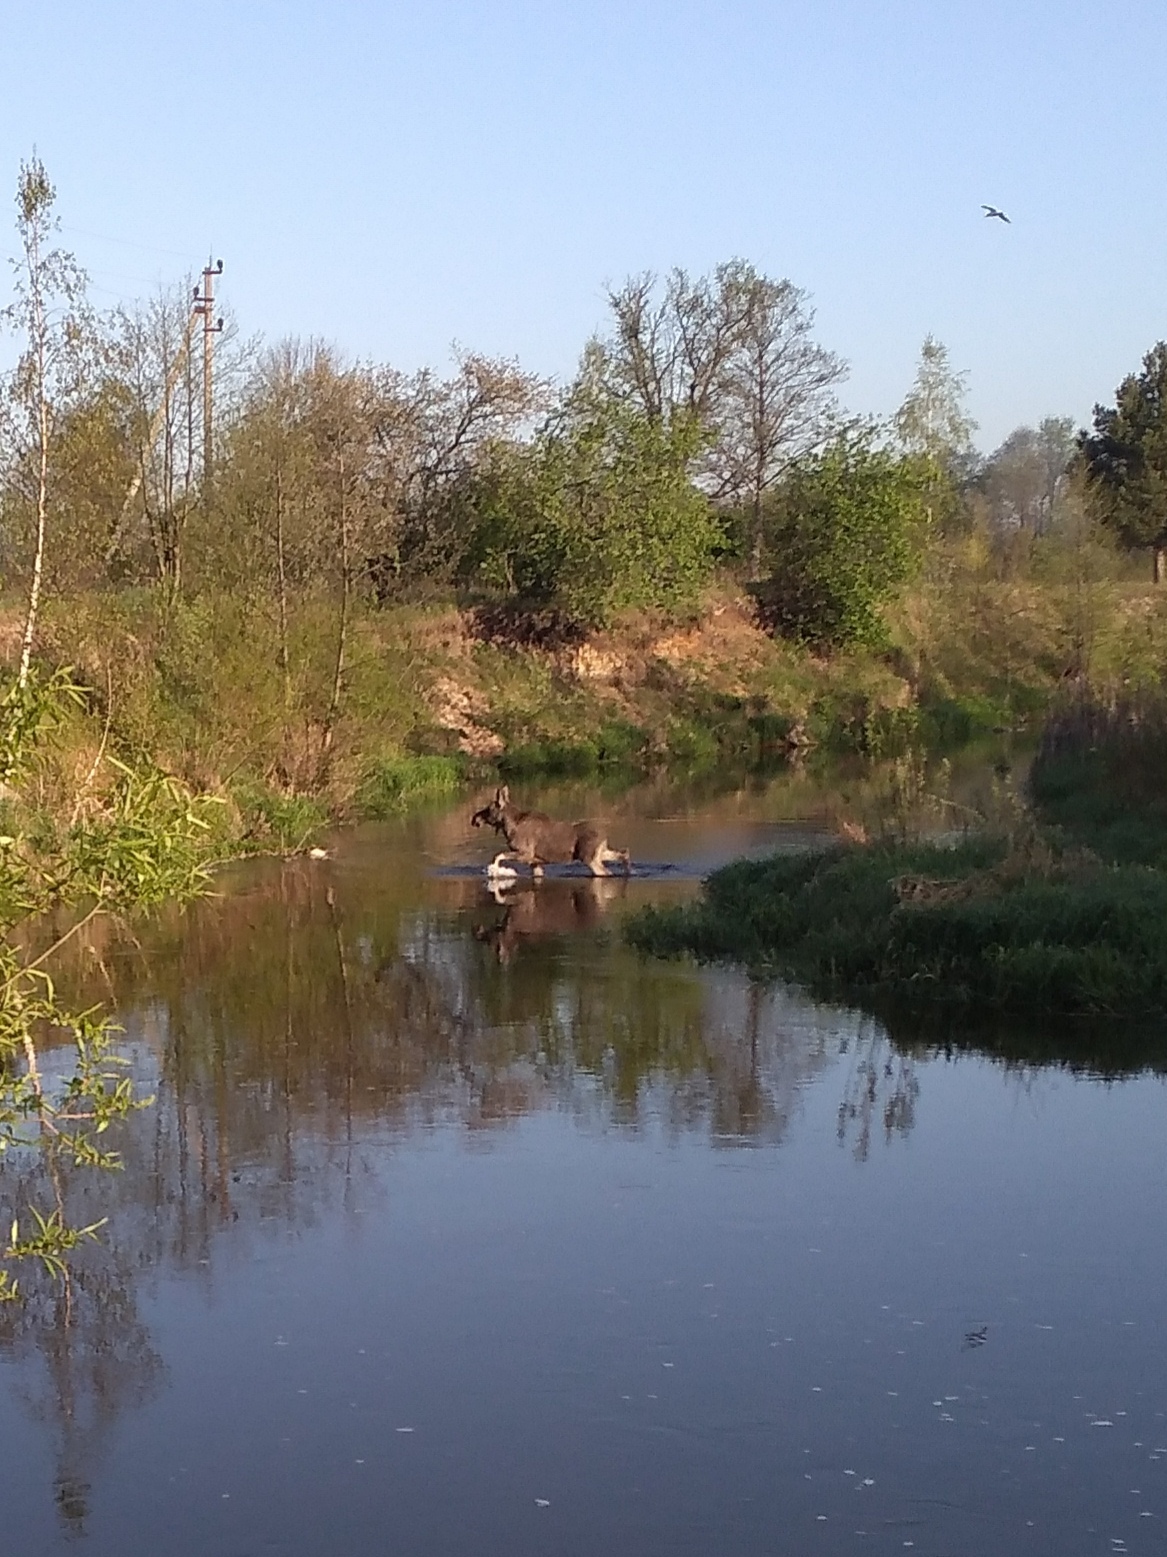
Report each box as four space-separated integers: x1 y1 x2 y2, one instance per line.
2 845 920 1536
472 875 628 964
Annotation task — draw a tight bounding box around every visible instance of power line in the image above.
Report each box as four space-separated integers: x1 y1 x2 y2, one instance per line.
87 266 177 288
59 224 203 263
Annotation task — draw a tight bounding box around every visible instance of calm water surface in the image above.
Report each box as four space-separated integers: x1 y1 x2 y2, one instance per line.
4 769 1167 1556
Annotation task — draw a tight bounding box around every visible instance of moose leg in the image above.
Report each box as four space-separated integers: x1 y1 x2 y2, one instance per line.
573 827 608 876
487 852 522 878
580 838 611 877
602 846 631 875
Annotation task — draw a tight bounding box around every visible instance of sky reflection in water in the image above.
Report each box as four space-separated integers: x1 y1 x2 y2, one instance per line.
2 778 1166 1557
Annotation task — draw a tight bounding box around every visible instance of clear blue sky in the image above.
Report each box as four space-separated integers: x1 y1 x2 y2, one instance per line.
2 0 1165 449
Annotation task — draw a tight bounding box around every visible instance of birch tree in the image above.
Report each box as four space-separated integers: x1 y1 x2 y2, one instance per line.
1 156 91 683
894 335 977 469
893 335 977 531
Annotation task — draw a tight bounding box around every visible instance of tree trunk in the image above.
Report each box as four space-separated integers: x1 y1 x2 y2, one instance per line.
275 468 291 712
318 461 350 784
1154 546 1164 585
749 485 764 581
18 287 49 689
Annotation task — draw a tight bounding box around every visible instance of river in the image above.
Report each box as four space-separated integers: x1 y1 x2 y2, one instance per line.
3 762 1166 1555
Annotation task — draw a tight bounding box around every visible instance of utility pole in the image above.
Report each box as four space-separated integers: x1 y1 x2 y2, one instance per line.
193 258 224 502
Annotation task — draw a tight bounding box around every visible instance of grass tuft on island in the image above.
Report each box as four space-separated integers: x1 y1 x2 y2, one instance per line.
626 830 1167 1019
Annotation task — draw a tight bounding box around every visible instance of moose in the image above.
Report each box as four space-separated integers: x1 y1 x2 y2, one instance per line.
470 786 631 879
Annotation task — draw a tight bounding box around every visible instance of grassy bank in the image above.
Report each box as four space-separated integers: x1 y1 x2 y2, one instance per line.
629 689 1167 1023
1030 695 1167 867
5 537 1167 857
628 830 1167 1019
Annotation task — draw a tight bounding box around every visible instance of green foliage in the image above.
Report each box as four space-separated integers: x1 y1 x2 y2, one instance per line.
918 693 1009 747
890 336 978 534
1030 694 1167 867
62 760 222 907
758 435 930 649
0 669 218 1301
464 387 723 630
628 832 1167 1018
233 782 330 854
894 335 977 469
2 1208 107 1300
809 691 1009 756
498 721 646 779
357 755 464 818
627 690 1167 1027
0 955 154 1301
42 587 442 799
660 716 721 768
0 664 84 786
1079 342 1167 565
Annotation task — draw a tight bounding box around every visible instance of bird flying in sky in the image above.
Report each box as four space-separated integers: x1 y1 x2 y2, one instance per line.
982 205 1011 223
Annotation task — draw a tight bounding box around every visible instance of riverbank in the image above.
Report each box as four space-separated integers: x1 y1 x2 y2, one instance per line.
627 831 1167 1018
0 536 1166 875
7 549 1167 852
627 693 1167 1021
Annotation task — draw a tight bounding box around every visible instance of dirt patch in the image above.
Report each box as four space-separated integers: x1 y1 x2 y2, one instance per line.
429 675 505 758
567 643 627 683
648 595 772 695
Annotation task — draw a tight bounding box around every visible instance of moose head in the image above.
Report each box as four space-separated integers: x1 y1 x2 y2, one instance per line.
470 786 510 833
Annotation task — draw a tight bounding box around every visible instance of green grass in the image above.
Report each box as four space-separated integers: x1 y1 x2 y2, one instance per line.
1031 752 1167 868
356 755 465 818
497 720 647 779
632 689 1167 1030
231 783 331 854
1030 700 1167 868
627 835 1167 1019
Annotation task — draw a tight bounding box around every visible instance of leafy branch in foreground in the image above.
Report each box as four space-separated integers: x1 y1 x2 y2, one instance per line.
0 669 218 1301
2 1207 106 1290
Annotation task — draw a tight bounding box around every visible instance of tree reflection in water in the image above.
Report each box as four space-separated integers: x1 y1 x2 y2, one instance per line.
1 851 911 1532
0 1156 164 1535
835 1025 921 1161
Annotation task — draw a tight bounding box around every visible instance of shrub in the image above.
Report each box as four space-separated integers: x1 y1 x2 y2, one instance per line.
461 387 723 631
233 782 330 854
757 436 930 649
498 721 647 779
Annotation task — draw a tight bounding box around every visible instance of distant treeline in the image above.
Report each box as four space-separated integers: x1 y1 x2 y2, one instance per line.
8 156 1167 654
